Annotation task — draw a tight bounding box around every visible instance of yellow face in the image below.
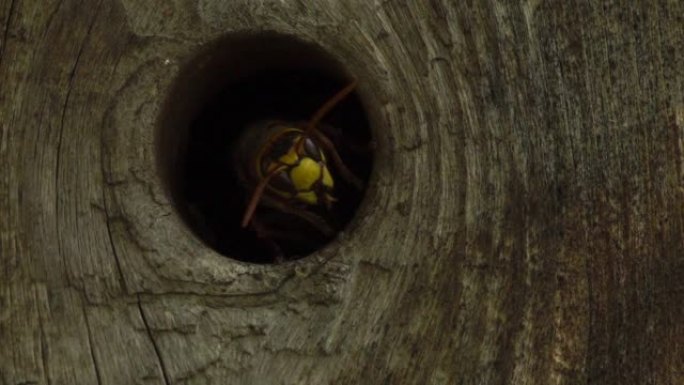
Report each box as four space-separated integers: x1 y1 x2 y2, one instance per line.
257 128 335 206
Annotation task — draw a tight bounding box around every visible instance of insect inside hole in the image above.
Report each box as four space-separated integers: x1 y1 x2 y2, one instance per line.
233 80 365 259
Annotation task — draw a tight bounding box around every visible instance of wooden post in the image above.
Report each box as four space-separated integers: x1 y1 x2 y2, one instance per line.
0 1 683 384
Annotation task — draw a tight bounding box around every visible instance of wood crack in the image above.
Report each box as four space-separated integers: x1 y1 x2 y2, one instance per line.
137 295 172 385
81 304 103 385
55 0 103 285
39 321 51 385
41 0 64 41
0 0 17 70
103 210 128 294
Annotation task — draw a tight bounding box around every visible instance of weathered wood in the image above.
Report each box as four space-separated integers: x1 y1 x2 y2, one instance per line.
1 0 683 384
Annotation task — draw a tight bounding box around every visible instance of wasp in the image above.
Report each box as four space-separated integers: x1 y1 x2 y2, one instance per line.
233 80 365 259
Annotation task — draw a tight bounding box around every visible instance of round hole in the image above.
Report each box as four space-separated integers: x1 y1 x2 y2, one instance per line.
158 33 373 264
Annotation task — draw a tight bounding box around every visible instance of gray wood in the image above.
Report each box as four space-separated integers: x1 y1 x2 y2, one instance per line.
1 0 683 384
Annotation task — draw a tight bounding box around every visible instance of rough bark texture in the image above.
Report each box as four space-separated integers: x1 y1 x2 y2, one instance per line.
1 1 683 384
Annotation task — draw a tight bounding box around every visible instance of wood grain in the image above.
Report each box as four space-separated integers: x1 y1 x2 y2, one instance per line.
1 0 683 384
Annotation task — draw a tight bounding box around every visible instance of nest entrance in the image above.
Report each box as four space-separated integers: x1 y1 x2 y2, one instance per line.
158 33 373 263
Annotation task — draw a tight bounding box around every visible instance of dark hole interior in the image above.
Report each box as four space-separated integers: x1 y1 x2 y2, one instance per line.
159 34 372 264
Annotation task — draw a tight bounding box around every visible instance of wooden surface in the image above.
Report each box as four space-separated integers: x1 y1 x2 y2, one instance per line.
1 0 683 384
